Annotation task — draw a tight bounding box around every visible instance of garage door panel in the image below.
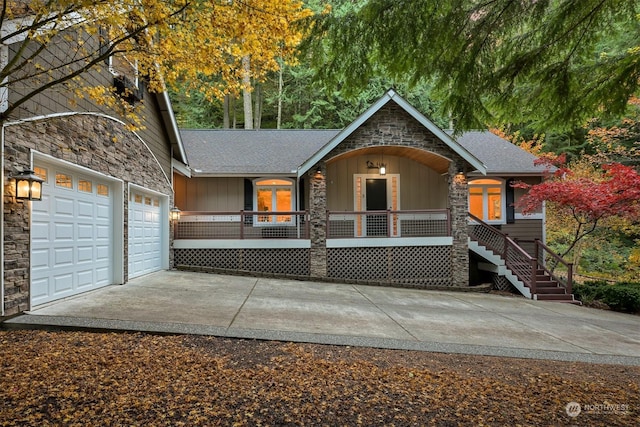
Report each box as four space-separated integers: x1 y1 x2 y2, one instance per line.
77 270 94 288
133 226 144 239
96 224 110 239
54 222 74 240
31 221 50 241
96 267 110 283
77 246 93 262
31 248 50 270
54 197 75 216
77 200 94 218
31 278 49 300
54 247 74 267
95 244 110 261
53 274 73 294
77 223 94 240
31 162 115 306
96 203 110 219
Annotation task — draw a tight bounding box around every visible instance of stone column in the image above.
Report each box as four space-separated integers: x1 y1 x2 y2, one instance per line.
449 161 469 287
309 163 327 278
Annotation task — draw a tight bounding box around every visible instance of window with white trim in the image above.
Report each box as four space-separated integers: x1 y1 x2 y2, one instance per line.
469 178 505 223
254 178 294 225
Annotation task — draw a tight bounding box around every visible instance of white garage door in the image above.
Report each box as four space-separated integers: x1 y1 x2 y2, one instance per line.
31 162 114 306
128 190 162 278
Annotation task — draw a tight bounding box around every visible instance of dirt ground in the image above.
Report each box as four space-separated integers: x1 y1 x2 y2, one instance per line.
0 330 637 426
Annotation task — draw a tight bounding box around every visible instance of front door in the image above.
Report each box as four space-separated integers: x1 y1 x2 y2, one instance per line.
354 174 400 237
366 178 387 236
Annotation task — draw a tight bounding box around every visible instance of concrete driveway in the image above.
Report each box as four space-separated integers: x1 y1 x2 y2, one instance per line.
5 270 640 366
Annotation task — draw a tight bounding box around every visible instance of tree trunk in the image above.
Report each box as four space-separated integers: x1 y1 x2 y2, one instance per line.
223 94 231 129
242 55 253 129
254 84 262 129
277 59 284 129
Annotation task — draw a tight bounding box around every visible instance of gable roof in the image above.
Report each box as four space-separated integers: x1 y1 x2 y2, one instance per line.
179 91 547 177
297 89 486 177
180 129 340 176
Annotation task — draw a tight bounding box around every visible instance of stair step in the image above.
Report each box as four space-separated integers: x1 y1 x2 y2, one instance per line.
535 287 566 294
536 293 574 301
535 281 560 287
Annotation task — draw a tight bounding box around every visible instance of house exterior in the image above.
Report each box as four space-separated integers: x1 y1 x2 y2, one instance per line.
174 90 570 300
1 15 187 316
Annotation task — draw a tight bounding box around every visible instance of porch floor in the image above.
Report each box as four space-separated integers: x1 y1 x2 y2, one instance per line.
5 270 640 366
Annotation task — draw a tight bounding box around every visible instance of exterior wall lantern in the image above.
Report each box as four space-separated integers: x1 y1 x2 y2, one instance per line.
10 169 44 201
366 160 386 175
170 206 181 222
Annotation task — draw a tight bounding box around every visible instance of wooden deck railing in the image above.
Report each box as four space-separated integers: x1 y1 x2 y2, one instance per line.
174 209 452 240
327 209 451 238
174 211 310 239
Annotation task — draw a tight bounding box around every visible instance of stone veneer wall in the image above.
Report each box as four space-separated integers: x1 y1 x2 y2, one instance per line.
3 114 173 315
314 102 470 286
309 163 327 278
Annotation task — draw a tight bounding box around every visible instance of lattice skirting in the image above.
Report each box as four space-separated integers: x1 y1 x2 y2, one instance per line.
174 248 310 276
490 273 515 291
327 246 452 287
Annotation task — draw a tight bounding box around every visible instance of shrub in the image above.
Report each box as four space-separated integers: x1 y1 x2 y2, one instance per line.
573 280 640 313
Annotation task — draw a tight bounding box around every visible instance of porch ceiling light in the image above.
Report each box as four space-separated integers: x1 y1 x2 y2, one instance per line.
170 206 181 221
10 169 44 201
379 164 386 175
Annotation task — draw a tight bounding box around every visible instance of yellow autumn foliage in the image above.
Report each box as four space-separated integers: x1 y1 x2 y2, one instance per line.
2 0 314 123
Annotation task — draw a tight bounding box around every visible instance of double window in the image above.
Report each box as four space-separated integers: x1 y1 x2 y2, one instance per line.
254 178 294 225
469 178 505 223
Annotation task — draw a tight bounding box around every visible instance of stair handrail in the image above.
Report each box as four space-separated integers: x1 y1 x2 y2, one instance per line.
535 239 573 295
468 213 539 294
513 239 574 295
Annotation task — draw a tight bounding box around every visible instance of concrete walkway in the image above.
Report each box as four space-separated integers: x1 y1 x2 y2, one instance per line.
4 270 640 366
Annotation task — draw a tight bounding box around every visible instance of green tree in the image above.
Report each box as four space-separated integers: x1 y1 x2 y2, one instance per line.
305 0 640 131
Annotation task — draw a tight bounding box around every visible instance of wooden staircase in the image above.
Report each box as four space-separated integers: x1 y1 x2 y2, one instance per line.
468 214 579 303
531 268 575 302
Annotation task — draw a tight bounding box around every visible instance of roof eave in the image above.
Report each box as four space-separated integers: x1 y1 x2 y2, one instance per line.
155 91 187 164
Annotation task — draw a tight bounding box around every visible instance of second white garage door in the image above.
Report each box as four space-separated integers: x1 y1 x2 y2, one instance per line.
128 190 163 278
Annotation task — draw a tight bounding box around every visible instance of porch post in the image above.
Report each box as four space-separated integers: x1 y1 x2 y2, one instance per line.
309 163 327 278
449 161 469 286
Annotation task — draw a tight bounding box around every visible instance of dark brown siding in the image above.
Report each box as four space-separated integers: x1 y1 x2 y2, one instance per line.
502 219 544 256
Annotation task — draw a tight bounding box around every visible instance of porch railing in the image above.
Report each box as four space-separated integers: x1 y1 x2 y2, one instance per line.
468 213 573 295
174 211 310 239
327 209 451 238
518 239 574 295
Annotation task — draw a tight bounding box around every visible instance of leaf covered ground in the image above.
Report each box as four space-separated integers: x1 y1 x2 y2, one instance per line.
0 330 638 426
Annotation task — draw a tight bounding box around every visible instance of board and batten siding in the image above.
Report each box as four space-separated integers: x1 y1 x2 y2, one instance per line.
173 175 244 211
326 155 448 211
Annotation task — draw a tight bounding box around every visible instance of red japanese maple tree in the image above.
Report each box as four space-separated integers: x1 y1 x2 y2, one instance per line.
514 155 640 259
